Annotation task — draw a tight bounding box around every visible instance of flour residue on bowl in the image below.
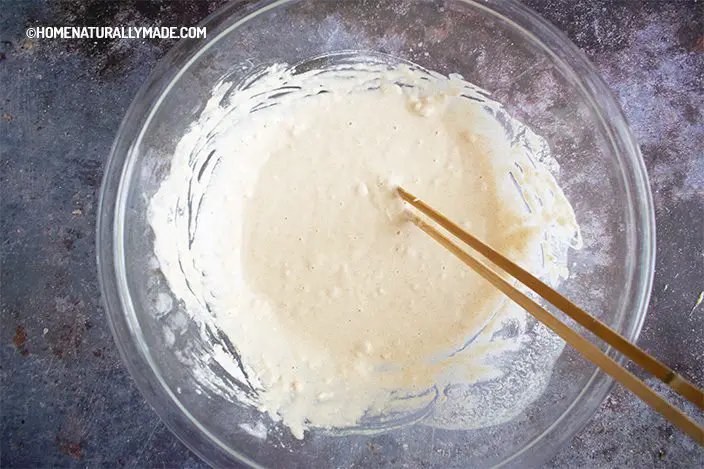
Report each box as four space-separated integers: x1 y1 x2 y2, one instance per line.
148 57 582 439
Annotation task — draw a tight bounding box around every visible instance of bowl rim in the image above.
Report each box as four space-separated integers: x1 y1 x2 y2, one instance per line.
97 1 656 468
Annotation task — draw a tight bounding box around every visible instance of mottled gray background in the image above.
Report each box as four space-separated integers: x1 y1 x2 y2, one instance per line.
1 0 702 468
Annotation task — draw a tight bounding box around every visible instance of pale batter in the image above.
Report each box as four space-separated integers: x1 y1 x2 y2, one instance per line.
149 58 582 439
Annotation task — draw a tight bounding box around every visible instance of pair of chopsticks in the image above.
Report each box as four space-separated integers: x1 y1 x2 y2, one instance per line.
397 186 704 444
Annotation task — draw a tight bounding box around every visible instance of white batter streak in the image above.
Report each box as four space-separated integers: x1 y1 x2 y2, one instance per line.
149 59 582 439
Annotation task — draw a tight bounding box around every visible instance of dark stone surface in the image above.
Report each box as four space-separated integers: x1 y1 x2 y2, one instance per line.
1 1 702 468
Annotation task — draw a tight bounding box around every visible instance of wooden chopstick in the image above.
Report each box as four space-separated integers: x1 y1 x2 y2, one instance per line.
398 187 704 444
398 187 704 409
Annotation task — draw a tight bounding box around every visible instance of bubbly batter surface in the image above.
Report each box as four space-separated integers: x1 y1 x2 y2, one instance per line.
149 59 582 439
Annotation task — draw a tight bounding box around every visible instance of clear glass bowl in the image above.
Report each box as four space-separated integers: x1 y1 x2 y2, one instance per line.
97 1 655 467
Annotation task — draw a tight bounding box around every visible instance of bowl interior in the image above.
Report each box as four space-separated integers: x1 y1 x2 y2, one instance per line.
101 1 653 468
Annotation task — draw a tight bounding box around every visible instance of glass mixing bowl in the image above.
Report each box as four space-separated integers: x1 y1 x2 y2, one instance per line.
97 1 655 467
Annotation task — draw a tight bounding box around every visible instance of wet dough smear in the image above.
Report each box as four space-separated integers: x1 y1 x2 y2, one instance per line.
149 59 582 439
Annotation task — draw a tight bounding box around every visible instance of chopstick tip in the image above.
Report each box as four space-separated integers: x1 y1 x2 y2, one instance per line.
396 186 418 202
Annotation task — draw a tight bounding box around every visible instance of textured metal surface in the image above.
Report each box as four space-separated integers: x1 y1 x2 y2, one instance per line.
1 1 702 467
